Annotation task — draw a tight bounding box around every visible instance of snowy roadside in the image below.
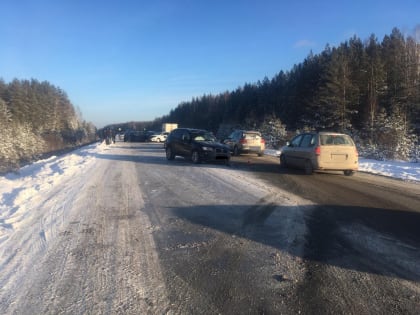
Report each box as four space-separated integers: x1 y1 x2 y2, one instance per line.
1 142 418 249
265 149 420 182
0 141 173 314
0 141 418 313
0 143 102 241
0 144 418 230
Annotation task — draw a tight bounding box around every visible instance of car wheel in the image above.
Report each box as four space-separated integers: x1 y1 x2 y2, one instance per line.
344 170 354 176
257 151 264 157
233 146 239 156
166 147 175 160
191 150 201 164
304 160 313 175
280 155 287 168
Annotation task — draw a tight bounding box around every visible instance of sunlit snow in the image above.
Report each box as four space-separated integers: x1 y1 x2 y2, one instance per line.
0 141 419 313
0 142 419 249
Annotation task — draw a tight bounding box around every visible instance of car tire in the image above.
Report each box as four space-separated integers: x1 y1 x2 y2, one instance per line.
344 170 354 176
304 160 313 175
257 151 264 157
191 150 201 164
280 155 287 168
233 146 239 156
166 147 175 160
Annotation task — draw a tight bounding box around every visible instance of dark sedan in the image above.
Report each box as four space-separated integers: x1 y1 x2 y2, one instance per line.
124 131 149 142
165 128 230 164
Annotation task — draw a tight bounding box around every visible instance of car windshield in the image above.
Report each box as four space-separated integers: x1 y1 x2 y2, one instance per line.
192 131 217 142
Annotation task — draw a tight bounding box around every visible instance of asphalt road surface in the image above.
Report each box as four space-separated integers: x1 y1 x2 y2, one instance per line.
230 152 420 314
2 142 419 314
131 143 420 314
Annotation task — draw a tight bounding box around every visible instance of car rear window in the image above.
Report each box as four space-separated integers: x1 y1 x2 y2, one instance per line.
320 134 354 146
244 132 261 139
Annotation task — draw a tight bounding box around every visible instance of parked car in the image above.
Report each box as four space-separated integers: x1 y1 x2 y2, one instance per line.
279 131 358 175
223 130 265 156
149 132 168 142
165 128 230 164
124 131 149 142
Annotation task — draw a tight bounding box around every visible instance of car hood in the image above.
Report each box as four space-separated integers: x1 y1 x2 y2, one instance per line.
197 141 230 149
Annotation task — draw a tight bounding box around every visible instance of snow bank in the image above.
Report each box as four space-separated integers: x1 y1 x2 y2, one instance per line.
1 144 418 245
264 149 420 182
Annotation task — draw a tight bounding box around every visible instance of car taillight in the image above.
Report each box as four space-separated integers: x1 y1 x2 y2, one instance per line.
355 148 359 157
314 146 321 155
240 138 247 144
260 138 265 144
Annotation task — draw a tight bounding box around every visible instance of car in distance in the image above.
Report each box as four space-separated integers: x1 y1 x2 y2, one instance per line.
149 132 168 142
165 128 230 164
279 131 358 176
223 130 265 156
124 131 149 142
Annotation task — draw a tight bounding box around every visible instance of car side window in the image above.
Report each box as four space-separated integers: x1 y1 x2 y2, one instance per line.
290 135 303 147
300 134 314 147
182 132 190 142
172 129 182 140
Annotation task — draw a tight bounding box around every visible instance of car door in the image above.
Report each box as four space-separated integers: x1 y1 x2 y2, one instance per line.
296 134 315 168
178 130 192 157
284 134 303 166
169 129 183 156
226 131 239 150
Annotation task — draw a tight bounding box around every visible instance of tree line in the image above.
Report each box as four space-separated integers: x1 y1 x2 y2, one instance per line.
1 27 418 173
0 78 97 173
145 27 418 161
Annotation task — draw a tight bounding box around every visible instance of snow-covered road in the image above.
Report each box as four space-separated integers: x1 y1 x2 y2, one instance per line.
0 141 311 313
0 143 171 313
0 141 419 314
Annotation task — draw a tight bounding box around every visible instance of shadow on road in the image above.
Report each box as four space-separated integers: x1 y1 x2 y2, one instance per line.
77 142 420 283
169 203 420 283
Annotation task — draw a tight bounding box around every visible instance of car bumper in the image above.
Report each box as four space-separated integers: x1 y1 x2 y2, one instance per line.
240 145 264 154
200 150 230 162
314 159 359 171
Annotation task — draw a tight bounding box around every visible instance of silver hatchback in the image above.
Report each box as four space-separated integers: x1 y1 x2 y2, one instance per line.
280 132 358 175
224 130 265 156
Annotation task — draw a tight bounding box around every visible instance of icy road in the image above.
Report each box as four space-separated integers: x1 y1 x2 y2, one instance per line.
1 141 419 314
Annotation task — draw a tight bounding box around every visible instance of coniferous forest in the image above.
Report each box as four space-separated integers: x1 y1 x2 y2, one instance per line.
0 79 97 173
1 27 419 173
147 27 418 161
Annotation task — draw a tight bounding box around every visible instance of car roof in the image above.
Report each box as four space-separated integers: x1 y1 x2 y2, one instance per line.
298 131 349 135
317 131 350 136
174 128 208 132
235 129 261 133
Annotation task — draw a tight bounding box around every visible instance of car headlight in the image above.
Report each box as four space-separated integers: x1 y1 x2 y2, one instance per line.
202 146 213 151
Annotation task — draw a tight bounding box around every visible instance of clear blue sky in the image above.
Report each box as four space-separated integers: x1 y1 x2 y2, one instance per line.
1 0 419 128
